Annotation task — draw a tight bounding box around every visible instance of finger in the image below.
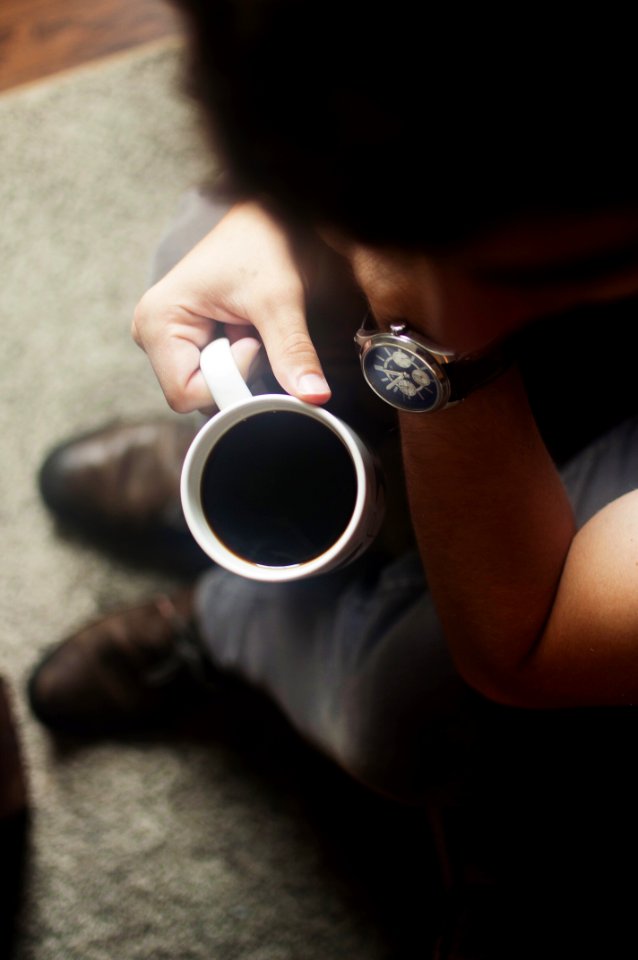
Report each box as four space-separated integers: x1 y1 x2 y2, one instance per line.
229 336 263 384
251 308 331 404
154 338 215 414
133 299 218 413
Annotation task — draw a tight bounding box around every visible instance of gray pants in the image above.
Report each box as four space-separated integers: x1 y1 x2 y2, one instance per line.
153 188 638 802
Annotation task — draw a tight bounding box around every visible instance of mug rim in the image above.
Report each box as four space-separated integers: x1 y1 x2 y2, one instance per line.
180 393 372 582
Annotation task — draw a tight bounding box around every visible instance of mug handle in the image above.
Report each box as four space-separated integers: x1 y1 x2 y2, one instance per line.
200 338 253 410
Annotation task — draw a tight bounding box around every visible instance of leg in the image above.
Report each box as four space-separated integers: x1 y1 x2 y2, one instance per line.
195 552 474 802
189 408 638 959
560 410 638 526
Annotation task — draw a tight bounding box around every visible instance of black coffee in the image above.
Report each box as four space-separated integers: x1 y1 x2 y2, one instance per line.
200 410 358 566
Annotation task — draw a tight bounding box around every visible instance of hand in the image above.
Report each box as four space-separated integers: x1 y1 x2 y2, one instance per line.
132 201 331 412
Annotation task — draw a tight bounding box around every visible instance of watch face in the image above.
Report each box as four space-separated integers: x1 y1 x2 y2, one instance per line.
361 340 448 411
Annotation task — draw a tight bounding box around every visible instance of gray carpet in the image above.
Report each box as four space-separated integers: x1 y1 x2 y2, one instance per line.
0 41 435 960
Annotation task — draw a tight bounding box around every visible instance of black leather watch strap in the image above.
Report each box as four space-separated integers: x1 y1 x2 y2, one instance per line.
446 339 515 403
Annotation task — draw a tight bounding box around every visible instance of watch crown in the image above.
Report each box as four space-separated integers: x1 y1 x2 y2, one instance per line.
389 322 407 336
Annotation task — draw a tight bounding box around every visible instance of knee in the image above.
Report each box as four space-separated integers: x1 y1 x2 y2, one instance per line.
331 674 477 804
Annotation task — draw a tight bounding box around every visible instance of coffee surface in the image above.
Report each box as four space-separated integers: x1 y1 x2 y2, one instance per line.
200 411 358 566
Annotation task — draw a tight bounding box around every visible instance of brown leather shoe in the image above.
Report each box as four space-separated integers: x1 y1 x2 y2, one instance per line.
27 590 213 735
38 418 210 576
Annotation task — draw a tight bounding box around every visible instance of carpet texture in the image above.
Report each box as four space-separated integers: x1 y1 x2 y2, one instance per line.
0 41 435 959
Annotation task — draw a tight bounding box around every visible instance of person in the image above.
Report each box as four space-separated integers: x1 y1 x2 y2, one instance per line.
26 4 638 955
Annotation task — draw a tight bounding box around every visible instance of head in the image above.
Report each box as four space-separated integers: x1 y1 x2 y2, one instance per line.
173 1 638 349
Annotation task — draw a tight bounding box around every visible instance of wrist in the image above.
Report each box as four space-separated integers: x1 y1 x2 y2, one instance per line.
354 318 514 414
398 366 537 461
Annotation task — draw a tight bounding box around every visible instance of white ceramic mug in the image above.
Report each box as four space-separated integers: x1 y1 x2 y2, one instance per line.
180 338 385 582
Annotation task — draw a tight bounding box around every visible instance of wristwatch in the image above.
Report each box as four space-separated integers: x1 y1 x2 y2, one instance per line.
354 319 513 413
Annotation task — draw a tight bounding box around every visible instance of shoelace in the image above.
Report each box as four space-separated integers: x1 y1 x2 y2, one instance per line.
142 594 221 691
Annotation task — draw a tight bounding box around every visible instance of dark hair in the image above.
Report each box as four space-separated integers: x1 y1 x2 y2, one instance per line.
173 1 638 249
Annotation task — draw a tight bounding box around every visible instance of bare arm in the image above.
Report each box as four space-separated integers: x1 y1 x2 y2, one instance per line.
400 366 638 707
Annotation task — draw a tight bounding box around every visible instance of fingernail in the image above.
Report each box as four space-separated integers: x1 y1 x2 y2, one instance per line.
298 373 330 397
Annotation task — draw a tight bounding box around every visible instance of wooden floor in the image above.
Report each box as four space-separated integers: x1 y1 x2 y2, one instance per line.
0 0 183 93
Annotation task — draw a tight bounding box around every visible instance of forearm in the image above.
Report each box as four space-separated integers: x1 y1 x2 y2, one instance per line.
400 366 577 704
